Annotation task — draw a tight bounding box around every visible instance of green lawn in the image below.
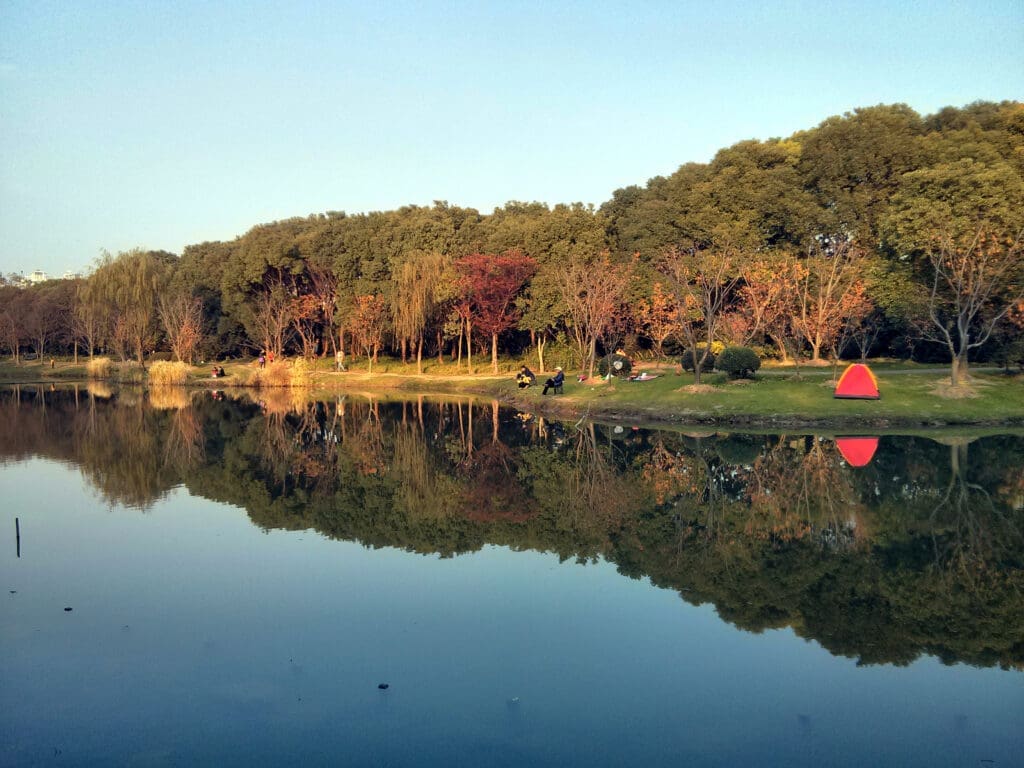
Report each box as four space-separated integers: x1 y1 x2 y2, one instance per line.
526 370 1024 425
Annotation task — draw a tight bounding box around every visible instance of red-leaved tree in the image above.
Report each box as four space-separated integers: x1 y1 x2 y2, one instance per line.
456 251 537 373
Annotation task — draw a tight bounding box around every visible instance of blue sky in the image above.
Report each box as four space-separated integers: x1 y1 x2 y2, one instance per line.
1 0 1021 276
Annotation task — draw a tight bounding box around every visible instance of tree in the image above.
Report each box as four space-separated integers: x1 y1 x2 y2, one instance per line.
799 104 927 244
634 281 679 359
884 158 1024 385
392 251 451 374
244 271 295 357
0 286 26 363
89 249 173 367
659 245 741 384
455 251 536 374
555 251 635 379
791 240 871 363
923 229 1022 385
74 277 107 360
158 290 204 363
737 254 802 361
350 294 388 373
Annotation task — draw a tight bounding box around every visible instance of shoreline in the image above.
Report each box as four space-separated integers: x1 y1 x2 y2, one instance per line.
3 363 1024 430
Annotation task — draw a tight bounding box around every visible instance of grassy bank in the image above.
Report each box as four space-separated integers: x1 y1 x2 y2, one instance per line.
3 357 1023 427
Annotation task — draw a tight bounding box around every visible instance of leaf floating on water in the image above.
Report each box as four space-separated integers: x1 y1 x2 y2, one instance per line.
378 683 389 690
64 607 73 612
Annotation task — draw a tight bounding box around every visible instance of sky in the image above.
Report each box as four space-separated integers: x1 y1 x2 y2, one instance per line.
1 0 1022 277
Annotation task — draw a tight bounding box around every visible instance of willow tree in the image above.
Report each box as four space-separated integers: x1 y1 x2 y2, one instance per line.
391 251 451 374
89 249 173 367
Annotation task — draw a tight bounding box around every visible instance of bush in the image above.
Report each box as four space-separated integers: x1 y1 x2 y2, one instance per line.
716 346 761 379
85 357 113 379
680 347 716 373
597 353 633 378
148 361 191 385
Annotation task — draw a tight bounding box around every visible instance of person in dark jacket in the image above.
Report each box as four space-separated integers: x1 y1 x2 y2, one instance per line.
516 365 536 388
542 367 565 395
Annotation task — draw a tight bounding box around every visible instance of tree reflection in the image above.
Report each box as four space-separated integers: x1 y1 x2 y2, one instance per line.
1 386 1022 668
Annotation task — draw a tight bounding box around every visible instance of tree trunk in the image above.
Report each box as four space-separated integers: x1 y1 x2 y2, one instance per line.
537 335 546 373
587 336 597 380
466 320 473 375
416 334 423 375
769 333 790 363
951 352 969 387
809 338 822 363
491 333 499 374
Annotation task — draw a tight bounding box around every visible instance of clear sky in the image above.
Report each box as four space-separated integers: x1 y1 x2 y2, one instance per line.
1 0 1021 277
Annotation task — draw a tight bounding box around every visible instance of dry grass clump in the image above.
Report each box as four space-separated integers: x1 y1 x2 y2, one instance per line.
86 357 113 379
246 359 312 388
148 360 191 386
678 384 719 394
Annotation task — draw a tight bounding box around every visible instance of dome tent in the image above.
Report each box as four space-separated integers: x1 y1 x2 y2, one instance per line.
834 363 880 399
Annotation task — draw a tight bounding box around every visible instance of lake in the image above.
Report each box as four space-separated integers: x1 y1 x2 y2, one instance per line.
1 385 1022 767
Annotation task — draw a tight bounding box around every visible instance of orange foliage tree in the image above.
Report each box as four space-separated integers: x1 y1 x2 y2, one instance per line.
791 240 872 363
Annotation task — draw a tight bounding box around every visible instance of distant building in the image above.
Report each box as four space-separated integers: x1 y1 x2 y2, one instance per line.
27 270 48 284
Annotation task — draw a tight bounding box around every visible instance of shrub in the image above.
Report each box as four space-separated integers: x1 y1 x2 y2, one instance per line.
680 346 716 373
85 357 113 379
716 346 761 379
597 353 633 378
148 361 191 386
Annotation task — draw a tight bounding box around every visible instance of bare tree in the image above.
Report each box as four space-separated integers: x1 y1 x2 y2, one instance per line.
555 251 635 379
158 291 205 363
921 228 1023 387
791 239 870 364
659 245 741 385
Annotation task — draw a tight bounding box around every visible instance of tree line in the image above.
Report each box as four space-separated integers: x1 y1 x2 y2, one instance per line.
2 101 1022 385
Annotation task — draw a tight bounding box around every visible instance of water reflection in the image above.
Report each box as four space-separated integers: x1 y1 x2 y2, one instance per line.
1 385 1022 670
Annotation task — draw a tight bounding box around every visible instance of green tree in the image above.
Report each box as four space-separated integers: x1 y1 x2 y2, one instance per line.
884 158 1024 385
89 249 174 366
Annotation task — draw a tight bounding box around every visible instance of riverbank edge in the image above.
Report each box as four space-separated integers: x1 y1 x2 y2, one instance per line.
4 370 1024 430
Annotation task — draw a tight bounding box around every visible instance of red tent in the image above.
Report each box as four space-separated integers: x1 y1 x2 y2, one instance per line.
835 437 879 467
834 363 880 399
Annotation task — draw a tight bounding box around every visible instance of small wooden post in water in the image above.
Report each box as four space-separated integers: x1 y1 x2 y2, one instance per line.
15 517 20 558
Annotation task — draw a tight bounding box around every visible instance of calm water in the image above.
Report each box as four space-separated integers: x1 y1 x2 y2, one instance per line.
1 386 1022 767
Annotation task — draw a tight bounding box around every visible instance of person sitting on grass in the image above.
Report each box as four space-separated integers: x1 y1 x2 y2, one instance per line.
516 365 536 388
542 367 565 395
